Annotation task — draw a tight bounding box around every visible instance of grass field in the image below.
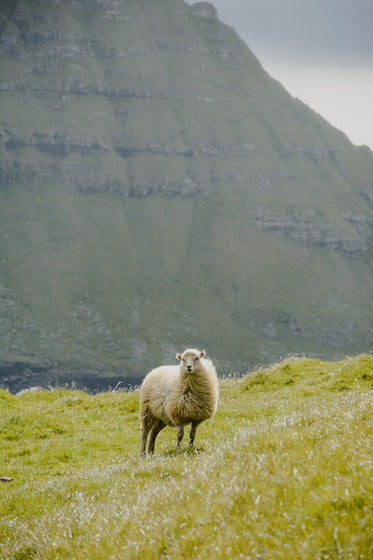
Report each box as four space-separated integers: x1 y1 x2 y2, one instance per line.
1 354 372 559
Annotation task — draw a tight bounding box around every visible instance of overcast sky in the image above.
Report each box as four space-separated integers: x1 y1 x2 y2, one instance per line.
202 0 373 149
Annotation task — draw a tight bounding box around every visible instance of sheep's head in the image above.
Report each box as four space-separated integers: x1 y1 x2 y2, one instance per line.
176 348 206 373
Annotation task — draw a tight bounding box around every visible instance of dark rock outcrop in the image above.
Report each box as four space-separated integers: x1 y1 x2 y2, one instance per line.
248 209 372 254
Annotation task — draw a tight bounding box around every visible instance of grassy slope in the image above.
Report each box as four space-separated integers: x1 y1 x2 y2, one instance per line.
1 181 373 377
1 354 372 559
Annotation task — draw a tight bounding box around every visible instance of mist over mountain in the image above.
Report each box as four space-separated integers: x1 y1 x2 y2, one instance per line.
1 0 373 391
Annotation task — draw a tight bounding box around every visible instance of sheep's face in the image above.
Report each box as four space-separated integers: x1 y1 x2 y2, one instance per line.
176 349 206 373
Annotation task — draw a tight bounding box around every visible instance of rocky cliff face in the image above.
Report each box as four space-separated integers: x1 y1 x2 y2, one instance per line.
1 0 259 195
1 0 372 201
1 0 373 390
248 210 372 255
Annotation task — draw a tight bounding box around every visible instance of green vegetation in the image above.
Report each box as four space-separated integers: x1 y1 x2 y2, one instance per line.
1 354 372 559
1 180 373 385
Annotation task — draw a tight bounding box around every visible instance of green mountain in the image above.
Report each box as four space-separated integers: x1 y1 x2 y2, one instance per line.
1 0 373 390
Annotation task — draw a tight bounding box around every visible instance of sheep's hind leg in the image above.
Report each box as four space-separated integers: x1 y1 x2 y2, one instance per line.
140 416 160 456
189 421 200 448
148 420 166 455
140 426 150 457
177 425 184 450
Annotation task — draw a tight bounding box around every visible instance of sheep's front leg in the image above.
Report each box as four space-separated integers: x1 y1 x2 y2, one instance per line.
177 425 184 450
189 421 200 448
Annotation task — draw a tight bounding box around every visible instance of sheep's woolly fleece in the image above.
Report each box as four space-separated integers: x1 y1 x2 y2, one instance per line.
139 349 219 455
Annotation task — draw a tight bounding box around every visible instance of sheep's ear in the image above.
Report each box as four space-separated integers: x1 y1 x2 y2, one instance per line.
200 349 206 358
176 353 182 361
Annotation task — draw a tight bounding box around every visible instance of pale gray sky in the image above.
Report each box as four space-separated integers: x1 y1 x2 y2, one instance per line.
201 0 373 149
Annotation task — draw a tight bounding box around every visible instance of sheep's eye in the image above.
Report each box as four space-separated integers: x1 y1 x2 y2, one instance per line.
194 357 198 362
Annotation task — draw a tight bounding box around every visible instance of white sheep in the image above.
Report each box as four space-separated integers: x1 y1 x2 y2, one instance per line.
139 348 219 456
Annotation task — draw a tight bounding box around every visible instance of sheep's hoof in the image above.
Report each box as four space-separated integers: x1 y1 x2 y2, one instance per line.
0 476 13 482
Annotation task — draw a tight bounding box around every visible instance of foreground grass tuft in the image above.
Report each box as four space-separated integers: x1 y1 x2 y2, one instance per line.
1 355 372 559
